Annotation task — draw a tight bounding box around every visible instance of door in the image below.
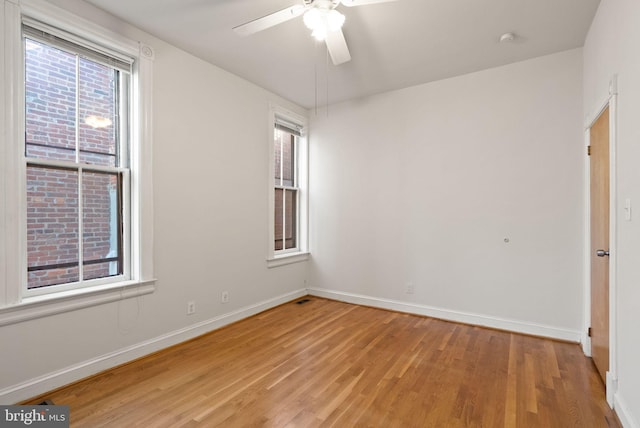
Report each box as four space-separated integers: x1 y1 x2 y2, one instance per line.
590 106 610 384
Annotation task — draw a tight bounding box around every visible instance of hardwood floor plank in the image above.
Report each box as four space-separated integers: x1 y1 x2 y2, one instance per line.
23 298 619 427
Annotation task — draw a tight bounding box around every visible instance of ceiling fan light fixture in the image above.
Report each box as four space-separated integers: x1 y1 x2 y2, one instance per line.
303 8 345 41
311 27 328 41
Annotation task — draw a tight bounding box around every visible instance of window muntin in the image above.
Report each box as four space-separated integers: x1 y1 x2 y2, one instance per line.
273 119 301 253
23 24 131 292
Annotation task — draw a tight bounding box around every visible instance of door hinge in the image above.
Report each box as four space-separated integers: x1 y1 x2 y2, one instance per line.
587 145 591 156
588 327 592 337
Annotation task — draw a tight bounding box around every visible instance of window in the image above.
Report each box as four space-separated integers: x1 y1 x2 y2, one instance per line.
269 108 308 265
274 120 299 252
0 0 155 322
23 25 130 292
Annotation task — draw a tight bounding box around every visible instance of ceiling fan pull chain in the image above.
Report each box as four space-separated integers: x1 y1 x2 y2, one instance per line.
314 42 319 116
326 45 330 117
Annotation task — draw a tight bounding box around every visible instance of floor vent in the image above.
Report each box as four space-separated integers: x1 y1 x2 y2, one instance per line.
296 298 311 305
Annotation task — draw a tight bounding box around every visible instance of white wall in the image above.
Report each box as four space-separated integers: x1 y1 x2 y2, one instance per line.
0 0 307 403
308 49 585 340
584 1 640 426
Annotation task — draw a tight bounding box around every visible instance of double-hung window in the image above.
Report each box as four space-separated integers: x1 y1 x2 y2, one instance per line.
274 118 300 252
0 0 154 319
23 23 132 293
269 108 308 265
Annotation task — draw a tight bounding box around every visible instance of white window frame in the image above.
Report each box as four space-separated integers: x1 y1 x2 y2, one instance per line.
22 21 133 297
267 105 309 267
0 0 155 326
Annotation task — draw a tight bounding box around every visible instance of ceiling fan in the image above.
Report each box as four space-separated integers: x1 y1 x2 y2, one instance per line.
233 0 398 66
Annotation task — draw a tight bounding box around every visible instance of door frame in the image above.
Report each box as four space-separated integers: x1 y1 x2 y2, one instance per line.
583 75 618 407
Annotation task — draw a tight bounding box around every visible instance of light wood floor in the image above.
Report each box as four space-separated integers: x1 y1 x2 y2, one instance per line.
26 297 619 427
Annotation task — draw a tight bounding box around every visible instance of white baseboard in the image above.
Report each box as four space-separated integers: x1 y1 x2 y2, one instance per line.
582 333 592 357
0 288 307 404
307 287 582 342
607 371 617 407
615 392 640 428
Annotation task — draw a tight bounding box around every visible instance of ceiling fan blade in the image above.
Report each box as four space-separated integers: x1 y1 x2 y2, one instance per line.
325 29 351 65
341 0 398 6
233 5 305 36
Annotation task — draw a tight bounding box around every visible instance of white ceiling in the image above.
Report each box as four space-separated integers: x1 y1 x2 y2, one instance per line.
83 0 600 109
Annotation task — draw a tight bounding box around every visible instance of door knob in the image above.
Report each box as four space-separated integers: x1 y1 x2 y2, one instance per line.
596 249 610 257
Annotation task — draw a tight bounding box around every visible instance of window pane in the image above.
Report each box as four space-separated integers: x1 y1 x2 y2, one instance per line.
78 58 118 166
25 38 77 162
27 165 79 288
274 188 297 251
274 132 281 184
274 130 295 187
83 171 121 280
274 188 283 251
284 189 297 250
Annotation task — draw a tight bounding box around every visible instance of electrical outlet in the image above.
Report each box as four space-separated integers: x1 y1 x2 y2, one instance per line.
405 282 415 295
187 301 196 315
221 291 229 303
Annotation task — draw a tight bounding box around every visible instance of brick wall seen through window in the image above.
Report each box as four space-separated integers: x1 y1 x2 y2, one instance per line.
25 36 124 289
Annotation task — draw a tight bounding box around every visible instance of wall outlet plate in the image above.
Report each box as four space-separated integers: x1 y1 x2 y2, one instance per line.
405 282 415 294
187 301 196 315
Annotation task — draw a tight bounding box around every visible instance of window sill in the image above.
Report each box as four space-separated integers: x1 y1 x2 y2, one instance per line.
267 252 310 268
0 279 156 327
